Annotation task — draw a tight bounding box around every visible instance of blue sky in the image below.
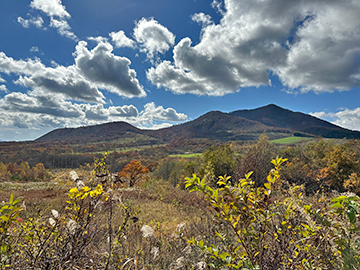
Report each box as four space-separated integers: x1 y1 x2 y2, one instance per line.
1 0 360 141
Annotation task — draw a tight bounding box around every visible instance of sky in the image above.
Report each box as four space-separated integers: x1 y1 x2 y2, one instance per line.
0 0 360 141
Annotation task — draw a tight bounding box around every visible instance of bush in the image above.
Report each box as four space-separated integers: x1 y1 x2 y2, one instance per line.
185 157 360 269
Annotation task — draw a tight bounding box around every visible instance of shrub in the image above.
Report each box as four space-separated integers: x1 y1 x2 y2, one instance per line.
185 157 360 269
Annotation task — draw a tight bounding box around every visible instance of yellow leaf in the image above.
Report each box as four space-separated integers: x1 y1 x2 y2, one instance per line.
69 187 78 193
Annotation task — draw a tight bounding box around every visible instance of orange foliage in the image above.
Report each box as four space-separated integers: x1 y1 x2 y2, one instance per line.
117 160 149 187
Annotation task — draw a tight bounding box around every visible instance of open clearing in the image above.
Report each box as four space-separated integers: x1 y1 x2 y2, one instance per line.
271 136 314 144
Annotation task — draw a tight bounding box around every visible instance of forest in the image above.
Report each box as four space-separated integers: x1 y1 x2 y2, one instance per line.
1 134 360 269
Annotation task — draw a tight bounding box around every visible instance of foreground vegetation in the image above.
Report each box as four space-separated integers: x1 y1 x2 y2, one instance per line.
1 135 360 269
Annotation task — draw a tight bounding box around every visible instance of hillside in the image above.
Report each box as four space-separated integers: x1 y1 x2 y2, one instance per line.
35 104 360 144
150 111 291 141
36 110 291 143
36 121 156 143
229 104 360 139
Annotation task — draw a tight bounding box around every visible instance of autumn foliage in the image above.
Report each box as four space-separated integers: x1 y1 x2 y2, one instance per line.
117 160 149 187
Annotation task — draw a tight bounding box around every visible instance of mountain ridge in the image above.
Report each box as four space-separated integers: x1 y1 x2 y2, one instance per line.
35 104 360 143
228 104 360 139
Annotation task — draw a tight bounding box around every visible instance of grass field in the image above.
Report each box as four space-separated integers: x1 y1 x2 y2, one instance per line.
271 136 314 144
168 153 202 158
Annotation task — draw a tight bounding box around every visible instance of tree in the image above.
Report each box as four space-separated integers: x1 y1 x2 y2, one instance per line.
200 144 237 185
234 133 277 186
117 160 149 187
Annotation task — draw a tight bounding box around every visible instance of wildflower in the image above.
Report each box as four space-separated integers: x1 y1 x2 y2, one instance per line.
141 225 155 238
49 217 56 226
51 209 60 219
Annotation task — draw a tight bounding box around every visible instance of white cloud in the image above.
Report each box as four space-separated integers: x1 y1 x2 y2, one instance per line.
108 105 138 117
109 30 135 48
147 38 244 96
17 15 44 29
88 36 108 44
30 0 70 18
147 0 360 96
310 111 333 119
191 13 213 26
311 107 360 131
0 85 8 93
0 92 82 118
23 0 77 40
144 122 173 130
0 91 187 135
74 41 146 98
140 102 188 122
30 46 39 52
211 0 225 15
49 17 77 40
0 40 145 102
13 63 105 103
276 0 360 93
133 18 175 59
0 52 45 76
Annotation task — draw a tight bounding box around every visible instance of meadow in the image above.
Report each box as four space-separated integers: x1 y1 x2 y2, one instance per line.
1 135 360 269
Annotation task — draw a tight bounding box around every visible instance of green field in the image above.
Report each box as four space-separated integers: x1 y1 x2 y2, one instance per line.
270 136 314 144
168 153 202 158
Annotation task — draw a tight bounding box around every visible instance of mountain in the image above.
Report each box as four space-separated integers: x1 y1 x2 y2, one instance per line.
35 104 360 143
36 121 149 143
149 111 291 141
229 104 360 139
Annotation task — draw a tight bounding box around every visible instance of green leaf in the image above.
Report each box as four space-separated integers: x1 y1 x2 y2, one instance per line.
347 210 356 224
330 202 343 209
331 196 347 203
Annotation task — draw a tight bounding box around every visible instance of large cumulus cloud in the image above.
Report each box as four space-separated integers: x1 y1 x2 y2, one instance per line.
147 0 360 95
0 40 146 102
74 41 146 98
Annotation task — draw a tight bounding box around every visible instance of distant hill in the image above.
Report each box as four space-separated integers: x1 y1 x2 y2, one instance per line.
35 104 360 143
36 121 151 143
229 104 360 139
